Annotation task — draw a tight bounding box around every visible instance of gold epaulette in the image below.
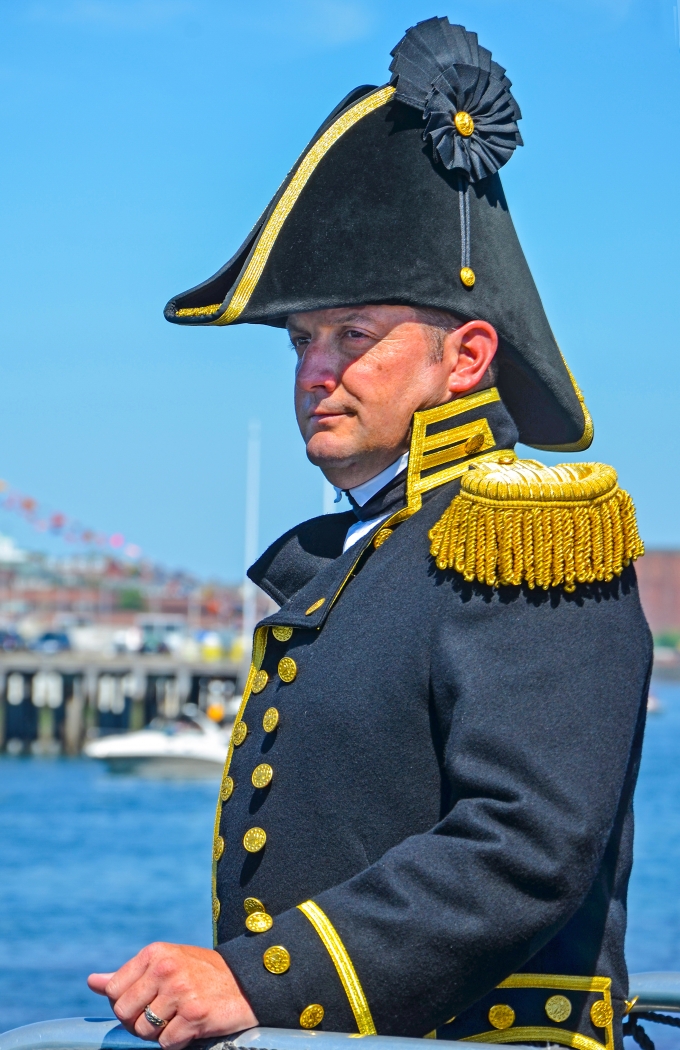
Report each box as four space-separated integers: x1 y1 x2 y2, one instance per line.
428 459 644 592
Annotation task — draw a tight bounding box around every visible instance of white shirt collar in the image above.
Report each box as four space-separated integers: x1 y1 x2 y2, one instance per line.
333 451 410 508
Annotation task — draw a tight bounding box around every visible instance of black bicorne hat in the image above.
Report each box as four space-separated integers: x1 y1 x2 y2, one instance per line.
164 17 592 451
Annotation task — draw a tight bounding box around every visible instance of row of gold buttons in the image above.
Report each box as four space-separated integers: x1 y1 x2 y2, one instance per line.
487 996 613 1031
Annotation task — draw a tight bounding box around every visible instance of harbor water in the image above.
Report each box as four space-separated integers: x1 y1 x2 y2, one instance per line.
1 684 680 1036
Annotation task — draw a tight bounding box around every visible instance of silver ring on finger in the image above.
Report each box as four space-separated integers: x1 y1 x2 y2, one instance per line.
144 1005 168 1029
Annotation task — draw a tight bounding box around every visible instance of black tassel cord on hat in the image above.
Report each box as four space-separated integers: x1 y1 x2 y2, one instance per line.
389 17 523 289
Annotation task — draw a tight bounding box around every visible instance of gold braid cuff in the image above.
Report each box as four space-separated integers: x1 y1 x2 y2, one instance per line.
429 460 644 592
297 901 377 1035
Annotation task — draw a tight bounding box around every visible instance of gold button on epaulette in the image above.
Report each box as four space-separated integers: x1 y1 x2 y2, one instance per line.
232 721 247 746
464 433 485 455
373 528 393 549
278 657 297 683
263 945 290 974
488 1005 515 1030
300 1004 325 1029
545 995 572 1022
246 911 274 933
252 763 273 789
272 626 293 642
243 827 267 852
263 707 279 732
213 835 224 861
252 670 269 694
244 897 265 915
590 1000 614 1028
454 110 475 136
212 897 220 921
220 775 234 802
305 598 325 615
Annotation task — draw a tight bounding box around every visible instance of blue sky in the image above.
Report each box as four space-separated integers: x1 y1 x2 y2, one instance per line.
0 0 678 580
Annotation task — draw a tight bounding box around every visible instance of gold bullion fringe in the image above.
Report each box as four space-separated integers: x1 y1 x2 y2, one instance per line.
429 461 644 592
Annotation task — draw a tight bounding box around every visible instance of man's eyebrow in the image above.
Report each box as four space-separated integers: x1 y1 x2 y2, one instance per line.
287 312 373 334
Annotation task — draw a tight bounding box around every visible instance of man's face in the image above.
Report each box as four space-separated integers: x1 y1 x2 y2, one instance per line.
289 304 495 489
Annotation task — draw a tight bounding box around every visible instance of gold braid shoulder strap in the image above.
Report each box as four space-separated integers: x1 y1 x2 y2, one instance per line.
429 459 644 593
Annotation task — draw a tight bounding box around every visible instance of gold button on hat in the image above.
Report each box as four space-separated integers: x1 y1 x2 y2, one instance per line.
454 110 475 136
263 945 290 974
213 835 225 861
460 266 476 287
232 721 247 746
212 896 220 921
278 657 297 683
251 669 269 694
244 897 265 915
252 763 274 789
246 911 274 933
263 707 279 733
305 598 325 615
590 1000 614 1028
300 1004 325 1029
488 1005 515 1030
545 995 572 1023
220 775 234 802
272 626 293 642
243 827 267 852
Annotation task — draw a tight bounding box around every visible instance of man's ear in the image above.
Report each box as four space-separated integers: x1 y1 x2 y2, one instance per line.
446 321 498 394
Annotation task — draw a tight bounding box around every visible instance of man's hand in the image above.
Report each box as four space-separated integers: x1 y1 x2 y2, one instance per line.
88 942 258 1050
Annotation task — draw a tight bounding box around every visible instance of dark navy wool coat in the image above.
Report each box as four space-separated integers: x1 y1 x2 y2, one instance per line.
215 428 652 1045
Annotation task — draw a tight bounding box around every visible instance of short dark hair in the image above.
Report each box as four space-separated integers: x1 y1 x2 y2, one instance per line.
413 305 498 384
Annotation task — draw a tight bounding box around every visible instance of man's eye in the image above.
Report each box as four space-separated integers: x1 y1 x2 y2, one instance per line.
291 337 309 350
346 329 368 339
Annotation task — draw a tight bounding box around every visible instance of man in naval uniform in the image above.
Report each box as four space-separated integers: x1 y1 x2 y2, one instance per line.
89 17 652 1050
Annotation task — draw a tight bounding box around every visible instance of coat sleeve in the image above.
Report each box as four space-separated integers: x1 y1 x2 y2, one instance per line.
217 569 652 1037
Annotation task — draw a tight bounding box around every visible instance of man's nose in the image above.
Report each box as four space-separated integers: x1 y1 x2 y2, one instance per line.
295 339 340 393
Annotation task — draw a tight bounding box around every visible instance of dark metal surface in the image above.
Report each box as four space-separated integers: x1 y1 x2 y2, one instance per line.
629 972 680 1012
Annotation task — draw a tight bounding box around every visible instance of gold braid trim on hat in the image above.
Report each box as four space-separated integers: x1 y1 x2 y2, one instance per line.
429 460 644 592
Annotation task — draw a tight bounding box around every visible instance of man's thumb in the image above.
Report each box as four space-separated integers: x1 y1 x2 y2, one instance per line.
87 972 115 995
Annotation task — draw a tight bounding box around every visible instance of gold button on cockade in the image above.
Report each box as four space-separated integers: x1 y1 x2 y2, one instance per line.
263 945 290 974
278 657 297 683
373 528 393 549
243 826 267 852
212 897 220 921
213 835 225 861
305 598 325 615
545 995 572 1023
251 669 269 694
246 910 274 933
272 625 293 642
244 897 265 915
454 110 475 137
300 1004 325 1029
590 1000 614 1028
232 721 247 746
460 266 476 287
252 763 274 789
488 1005 515 1030
220 775 234 802
263 707 280 733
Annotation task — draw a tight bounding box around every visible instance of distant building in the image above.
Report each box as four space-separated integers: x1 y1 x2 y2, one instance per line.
635 551 680 640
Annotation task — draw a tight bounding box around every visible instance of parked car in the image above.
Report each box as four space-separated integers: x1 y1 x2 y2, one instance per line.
30 632 71 654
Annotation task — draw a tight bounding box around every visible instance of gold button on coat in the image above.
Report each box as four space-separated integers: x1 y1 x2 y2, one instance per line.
488 1005 515 1030
212 897 220 921
300 1005 325 1029
590 1000 614 1028
278 657 297 683
252 763 274 789
272 626 293 642
243 827 267 852
220 775 234 802
232 721 247 746
373 528 393 549
251 670 269 694
246 911 274 933
305 598 325 615
213 835 224 861
545 995 572 1022
244 897 265 915
263 945 290 974
263 707 279 733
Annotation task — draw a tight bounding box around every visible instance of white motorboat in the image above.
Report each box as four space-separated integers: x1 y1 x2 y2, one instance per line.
84 704 231 778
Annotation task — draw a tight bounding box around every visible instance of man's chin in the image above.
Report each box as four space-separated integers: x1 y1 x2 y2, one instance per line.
305 436 357 473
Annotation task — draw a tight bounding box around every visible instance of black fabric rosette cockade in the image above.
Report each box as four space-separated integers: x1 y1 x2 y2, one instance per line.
389 16 523 183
